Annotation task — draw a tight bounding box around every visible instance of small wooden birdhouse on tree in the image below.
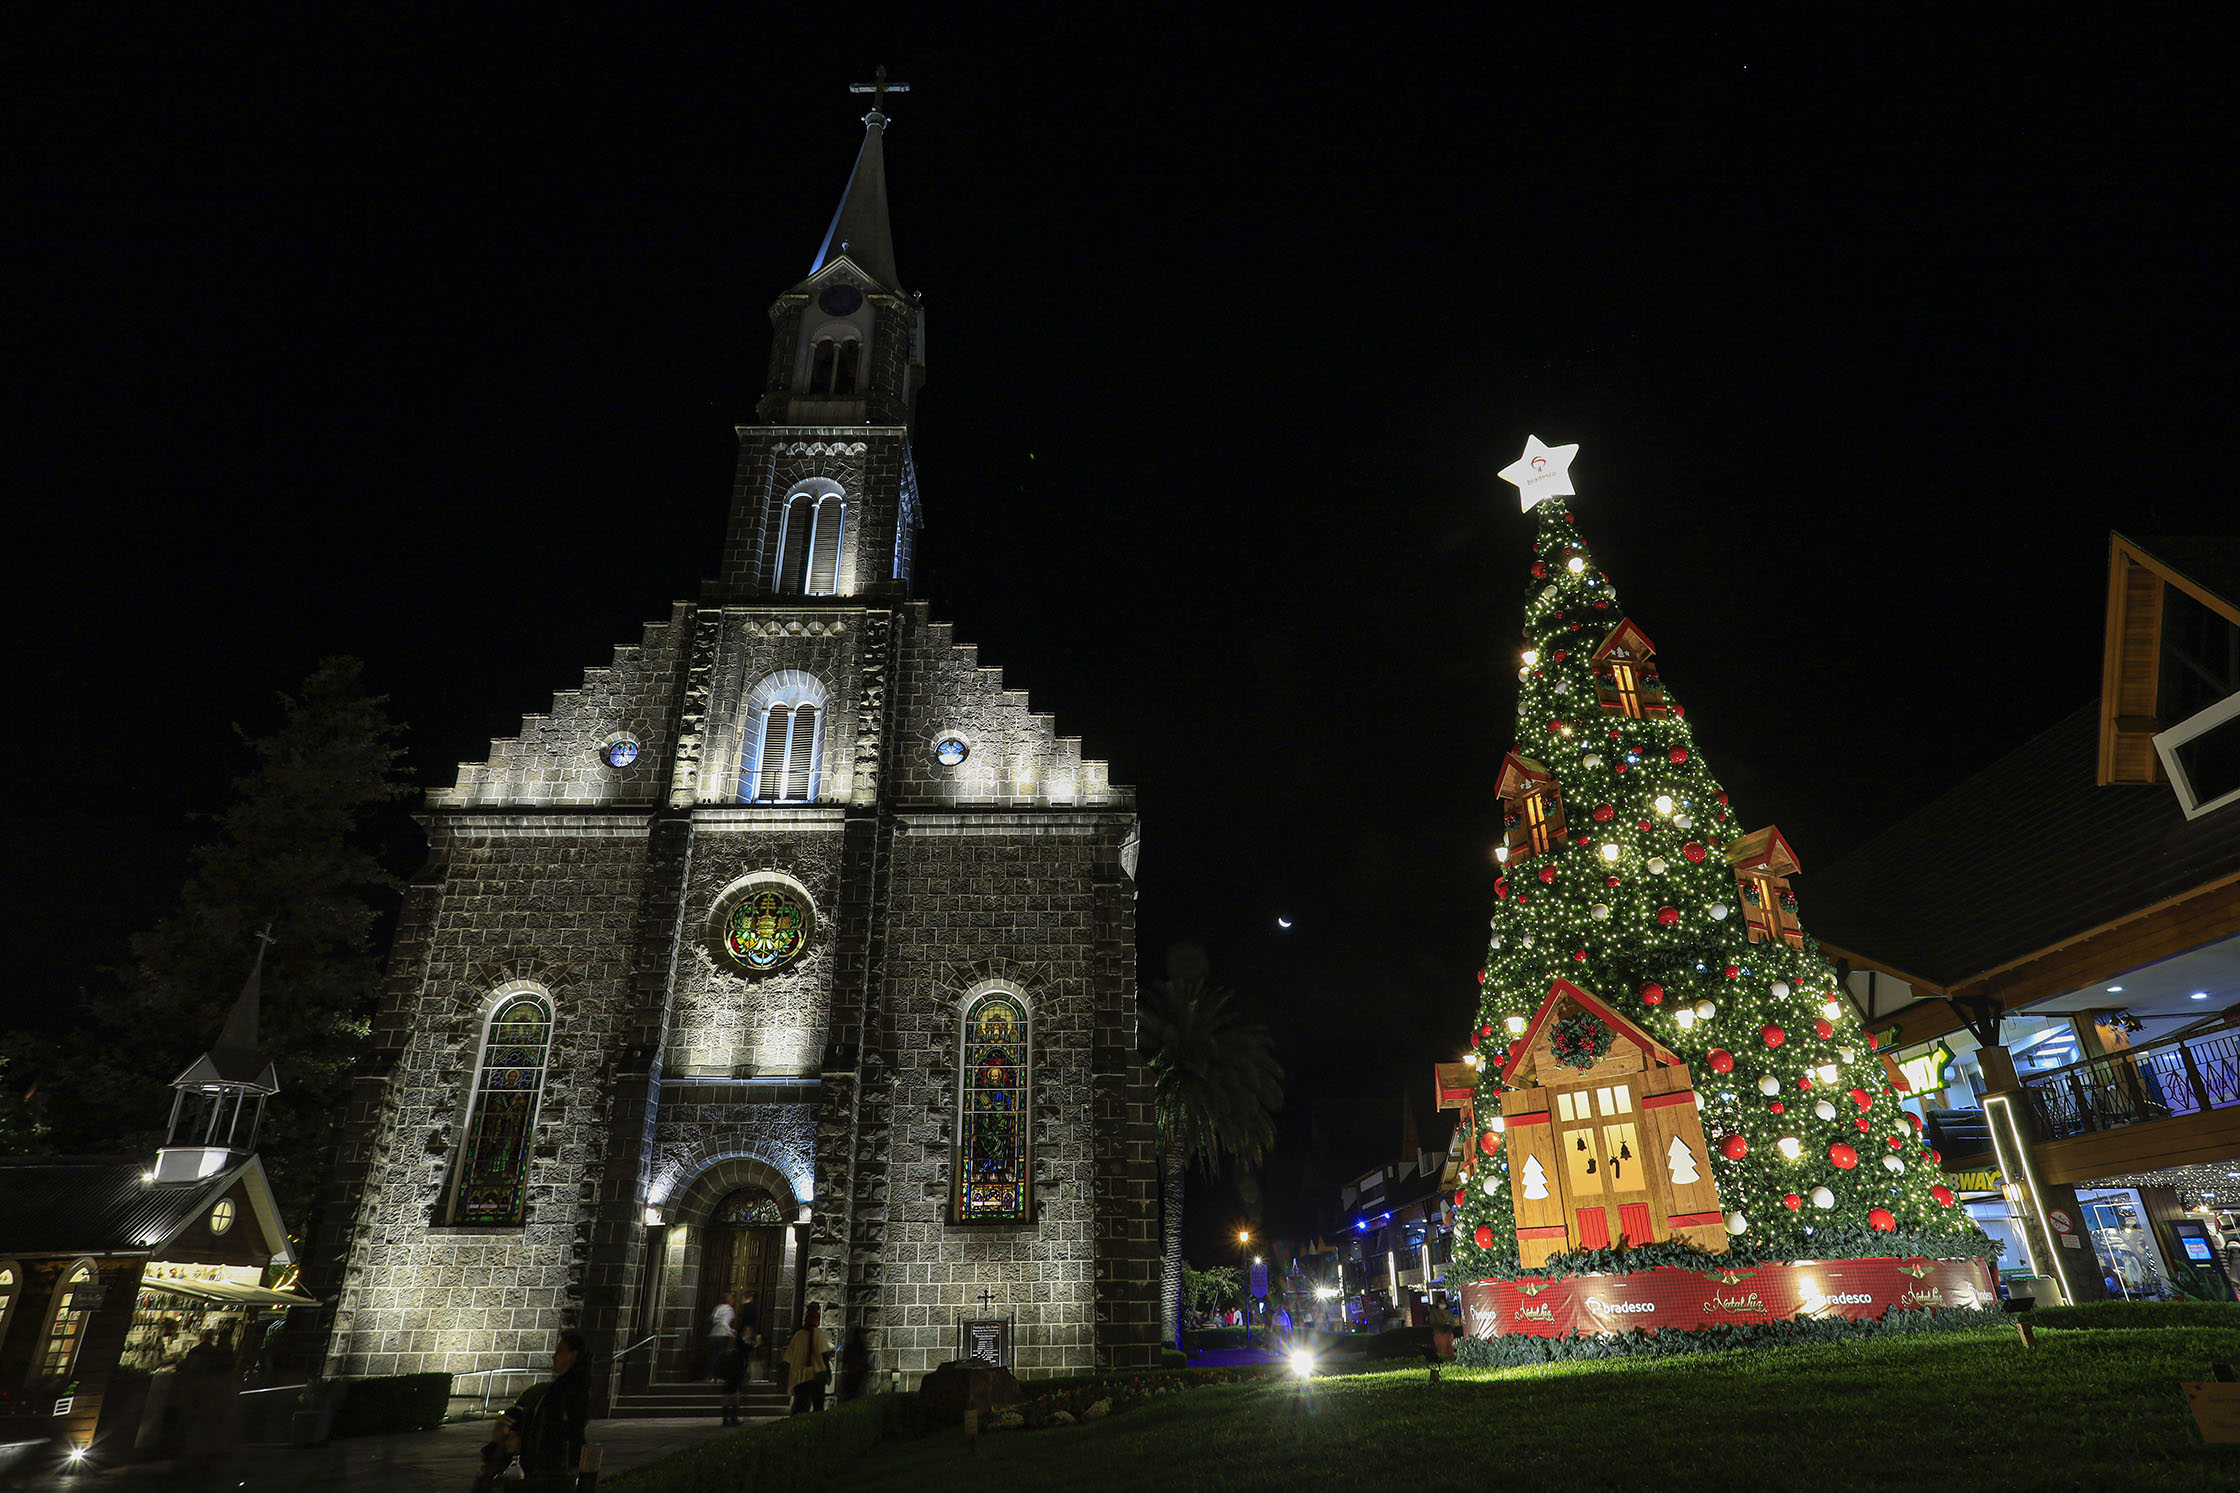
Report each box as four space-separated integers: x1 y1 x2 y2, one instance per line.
1591 619 1668 719
1496 980 1727 1268
1494 752 1566 862
1725 826 1804 949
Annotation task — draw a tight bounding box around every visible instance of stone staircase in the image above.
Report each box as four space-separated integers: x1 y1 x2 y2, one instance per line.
609 1377 790 1422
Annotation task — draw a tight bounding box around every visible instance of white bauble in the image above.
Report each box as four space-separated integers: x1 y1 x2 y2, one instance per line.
1709 903 1729 921
1647 856 1668 874
1694 1000 1717 1021
1839 1047 1857 1062
1811 1187 1835 1209
1771 981 1791 999
1757 1075 1781 1096
1590 904 1611 921
1725 1212 1749 1236
1483 1178 1502 1196
1814 1100 1837 1122
1883 1155 1905 1174
1583 755 1605 770
1517 666 1532 683
1490 936 1504 949
1521 935 1535 947
1553 679 1572 696
1673 813 1694 830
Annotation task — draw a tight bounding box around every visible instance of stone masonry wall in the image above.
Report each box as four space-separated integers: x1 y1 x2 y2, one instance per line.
869 816 1132 1382
324 823 653 1379
432 606 691 810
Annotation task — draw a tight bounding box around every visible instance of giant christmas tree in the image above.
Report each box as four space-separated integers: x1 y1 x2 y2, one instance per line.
1454 439 1985 1283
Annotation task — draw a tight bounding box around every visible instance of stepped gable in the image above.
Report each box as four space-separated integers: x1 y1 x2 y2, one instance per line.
892 603 1126 808
432 605 692 809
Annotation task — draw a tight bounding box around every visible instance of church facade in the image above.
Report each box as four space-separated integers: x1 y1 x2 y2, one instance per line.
309 94 1161 1398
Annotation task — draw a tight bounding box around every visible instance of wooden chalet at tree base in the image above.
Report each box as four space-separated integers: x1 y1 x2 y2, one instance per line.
1458 1257 1996 1339
1498 980 1728 1268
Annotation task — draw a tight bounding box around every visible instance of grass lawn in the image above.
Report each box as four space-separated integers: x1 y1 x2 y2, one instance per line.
829 1322 2240 1491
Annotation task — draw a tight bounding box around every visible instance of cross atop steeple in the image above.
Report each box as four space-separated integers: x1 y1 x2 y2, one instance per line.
848 64 909 128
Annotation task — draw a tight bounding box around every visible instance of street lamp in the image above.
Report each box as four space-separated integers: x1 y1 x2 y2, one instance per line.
1237 1230 1253 1348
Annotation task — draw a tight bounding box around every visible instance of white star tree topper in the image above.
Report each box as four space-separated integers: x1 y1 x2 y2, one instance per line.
1497 435 1581 512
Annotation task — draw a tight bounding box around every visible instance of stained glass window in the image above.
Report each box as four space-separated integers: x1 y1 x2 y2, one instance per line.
715 1187 790 1225
452 995 552 1227
603 737 639 769
41 1262 96 1379
725 889 810 972
955 993 1030 1222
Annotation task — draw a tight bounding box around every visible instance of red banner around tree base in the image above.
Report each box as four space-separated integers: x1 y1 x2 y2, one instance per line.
1460 1257 1994 1339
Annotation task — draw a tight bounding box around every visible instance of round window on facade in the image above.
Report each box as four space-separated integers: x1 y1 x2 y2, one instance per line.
723 888 812 974
602 737 641 769
208 1198 235 1236
934 735 969 766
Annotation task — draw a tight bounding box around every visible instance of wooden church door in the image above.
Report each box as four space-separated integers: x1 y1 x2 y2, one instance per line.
1553 1079 1656 1250
696 1189 787 1346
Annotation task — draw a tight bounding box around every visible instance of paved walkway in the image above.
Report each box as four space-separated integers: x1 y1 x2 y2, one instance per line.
6 1414 757 1491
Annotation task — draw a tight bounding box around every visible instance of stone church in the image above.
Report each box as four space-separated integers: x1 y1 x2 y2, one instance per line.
309 87 1161 1401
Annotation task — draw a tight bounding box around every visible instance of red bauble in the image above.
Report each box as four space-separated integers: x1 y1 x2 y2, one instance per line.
1853 1117 1871 1133
1480 1023 1494 1038
1605 875 1621 888
1848 1088 1874 1111
1546 718 1568 734
1707 1048 1735 1074
1576 833 1592 846
1723 965 1741 979
1494 877 1508 900
1866 1034 1880 1051
1761 1024 1786 1048
1769 1101 1786 1114
1903 1111 1922 1131
1669 748 1688 764
1782 1192 1803 1211
1885 1135 1903 1150
1539 865 1557 884
1593 599 1610 611
1640 982 1665 1005
1719 1134 1749 1160
1867 1208 1896 1233
1608 728 1622 739
1592 803 1615 822
1797 1076 1813 1090
1716 791 1729 806
1531 561 1547 577
1613 762 1628 773
1479 1130 1501 1155
1923 1147 1941 1164
1828 1143 1858 1169
1509 1039 1525 1059
1551 649 1569 663
1813 1019 1834 1041
1572 949 1588 963
1477 969 1488 985
1656 906 1680 926
1682 841 1707 863
1454 1189 1466 1208
1930 1185 1956 1207
1474 1224 1495 1250
1637 820 1654 833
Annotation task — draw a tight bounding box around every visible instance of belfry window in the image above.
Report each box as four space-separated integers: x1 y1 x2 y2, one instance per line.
449 994 552 1227
772 491 845 596
953 991 1031 1223
739 671 829 803
807 336 861 396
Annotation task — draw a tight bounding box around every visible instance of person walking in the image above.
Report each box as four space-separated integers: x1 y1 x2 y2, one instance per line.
717 1317 752 1426
779 1306 834 1415
704 1291 736 1380
515 1330 590 1492
736 1291 760 1379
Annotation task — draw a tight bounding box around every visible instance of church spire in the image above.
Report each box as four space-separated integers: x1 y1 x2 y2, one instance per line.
811 66 907 292
154 931 281 1181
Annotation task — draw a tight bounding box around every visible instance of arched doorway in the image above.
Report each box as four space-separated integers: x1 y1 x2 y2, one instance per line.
695 1187 788 1356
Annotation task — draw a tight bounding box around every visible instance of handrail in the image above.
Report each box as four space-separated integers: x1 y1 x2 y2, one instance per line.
2021 1027 2240 1140
450 1364 553 1417
614 1332 672 1364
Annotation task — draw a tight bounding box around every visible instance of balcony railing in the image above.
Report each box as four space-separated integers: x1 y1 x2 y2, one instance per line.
2023 1029 2240 1139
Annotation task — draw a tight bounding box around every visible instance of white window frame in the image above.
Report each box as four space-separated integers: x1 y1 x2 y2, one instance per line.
2154 691 2240 820
738 670 829 803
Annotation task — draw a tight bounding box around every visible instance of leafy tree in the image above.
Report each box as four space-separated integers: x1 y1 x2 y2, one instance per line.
1181 1263 1242 1318
1140 957 1284 1346
7 658 410 1228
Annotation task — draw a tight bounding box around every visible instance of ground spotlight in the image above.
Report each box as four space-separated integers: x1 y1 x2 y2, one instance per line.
1289 1347 1318 1377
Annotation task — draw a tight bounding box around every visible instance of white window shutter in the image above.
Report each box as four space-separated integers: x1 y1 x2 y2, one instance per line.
756 708 790 801
808 497 844 593
776 498 813 593
786 704 818 800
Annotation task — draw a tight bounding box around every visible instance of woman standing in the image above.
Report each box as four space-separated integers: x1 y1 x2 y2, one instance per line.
779 1306 834 1415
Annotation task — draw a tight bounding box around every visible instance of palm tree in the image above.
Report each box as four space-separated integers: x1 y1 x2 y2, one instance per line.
1139 973 1284 1347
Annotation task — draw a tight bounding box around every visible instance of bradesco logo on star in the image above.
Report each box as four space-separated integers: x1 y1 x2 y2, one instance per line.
1823 1292 1874 1307
1585 1297 1658 1316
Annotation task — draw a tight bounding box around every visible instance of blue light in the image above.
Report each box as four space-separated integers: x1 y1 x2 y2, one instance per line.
1356 1220 1367 1231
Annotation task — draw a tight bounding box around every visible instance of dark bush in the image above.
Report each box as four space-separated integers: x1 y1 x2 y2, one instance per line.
2028 1299 2240 1332
604 1393 916 1492
1451 1305 2001 1367
1161 1348 1187 1369
329 1373 452 1438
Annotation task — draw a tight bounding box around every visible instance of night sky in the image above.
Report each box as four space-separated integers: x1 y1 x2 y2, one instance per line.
17 13 2234 1248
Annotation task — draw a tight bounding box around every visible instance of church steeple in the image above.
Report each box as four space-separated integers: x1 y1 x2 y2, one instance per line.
811 66 906 294
153 936 281 1182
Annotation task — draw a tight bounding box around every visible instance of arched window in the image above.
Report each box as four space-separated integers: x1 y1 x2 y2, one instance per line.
770 486 844 596
450 993 553 1227
808 338 837 394
739 671 828 803
953 991 1031 1223
37 1260 97 1381
832 340 860 394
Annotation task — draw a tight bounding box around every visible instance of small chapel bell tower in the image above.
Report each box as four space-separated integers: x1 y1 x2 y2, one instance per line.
154 937 281 1182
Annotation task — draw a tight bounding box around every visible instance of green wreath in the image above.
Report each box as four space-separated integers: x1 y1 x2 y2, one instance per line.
1549 1009 1615 1070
